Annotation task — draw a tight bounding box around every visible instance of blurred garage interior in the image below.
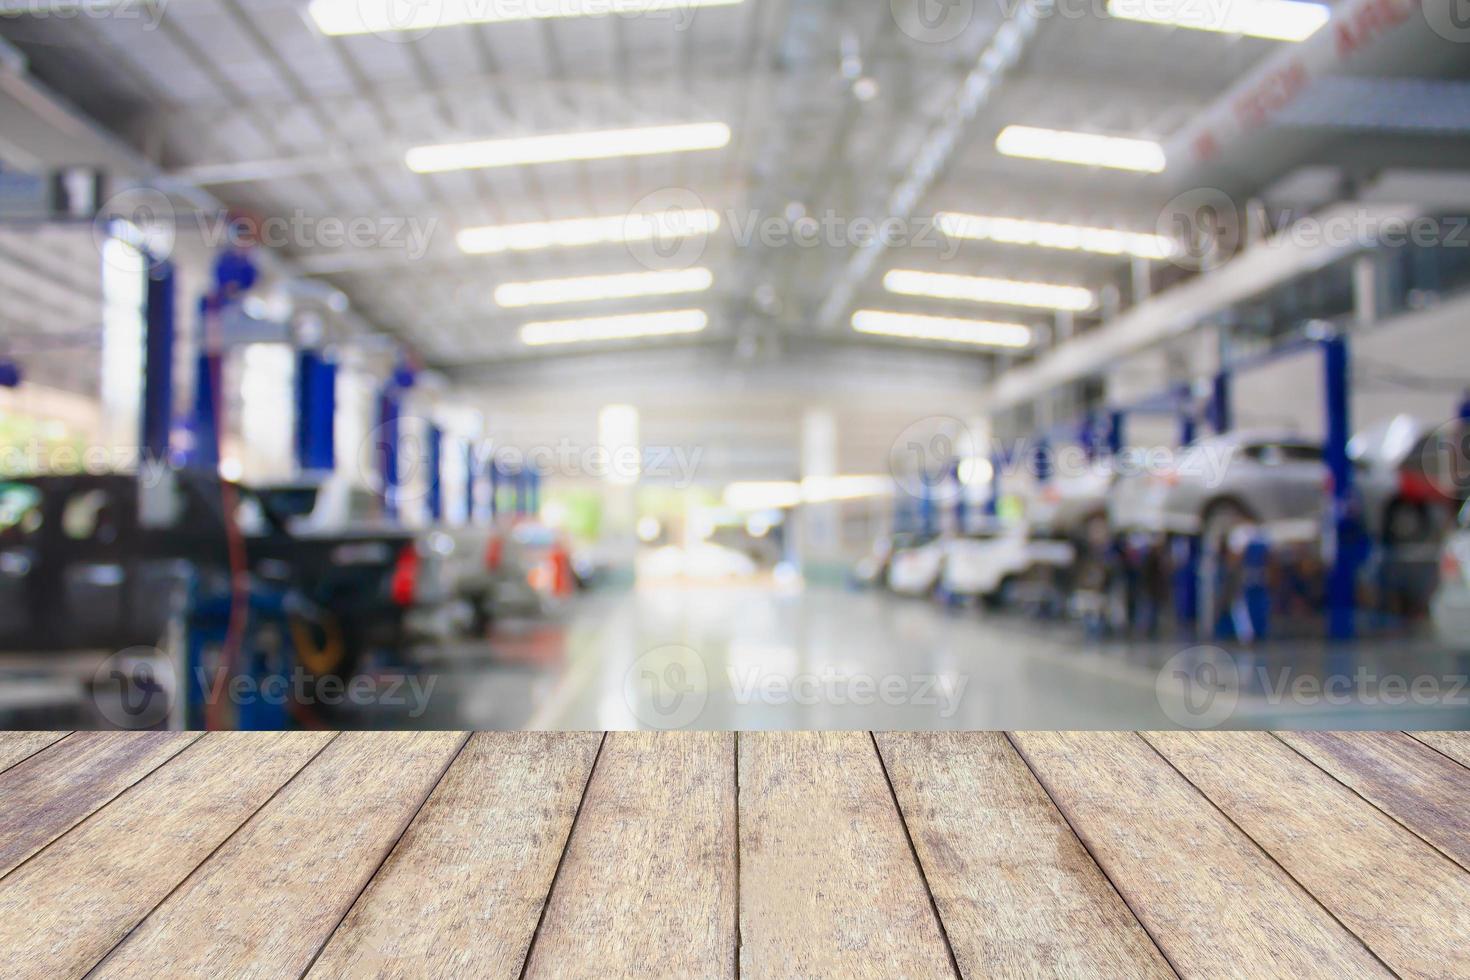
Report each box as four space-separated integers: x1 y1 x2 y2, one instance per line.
2 0 1470 729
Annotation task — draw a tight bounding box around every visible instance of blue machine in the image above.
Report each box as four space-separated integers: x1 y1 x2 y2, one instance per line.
1198 331 1361 641
185 582 295 731
294 350 337 475
375 361 416 521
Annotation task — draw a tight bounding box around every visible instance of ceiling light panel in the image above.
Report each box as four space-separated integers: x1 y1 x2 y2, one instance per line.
457 211 721 255
495 268 714 308
1107 0 1329 42
852 310 1033 348
311 0 744 36
994 125 1166 173
883 270 1095 311
935 212 1174 260
406 123 731 174
520 309 710 346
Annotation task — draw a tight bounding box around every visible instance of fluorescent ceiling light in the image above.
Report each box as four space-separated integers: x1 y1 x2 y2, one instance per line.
724 482 803 510
800 475 895 503
723 476 893 510
520 309 709 346
995 125 1166 173
310 0 743 36
883 270 1094 312
406 123 731 173
852 310 1033 348
935 212 1174 260
1107 0 1328 42
458 210 721 255
495 268 713 308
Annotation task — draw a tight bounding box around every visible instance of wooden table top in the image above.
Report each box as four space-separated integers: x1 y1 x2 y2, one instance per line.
0 730 1467 978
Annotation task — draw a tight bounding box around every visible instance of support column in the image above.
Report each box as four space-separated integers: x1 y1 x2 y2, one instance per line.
142 260 175 464
1323 334 1356 642
376 390 401 521
426 424 444 522
1352 254 1379 329
464 440 478 525
799 408 841 577
294 350 337 475
1209 371 1232 434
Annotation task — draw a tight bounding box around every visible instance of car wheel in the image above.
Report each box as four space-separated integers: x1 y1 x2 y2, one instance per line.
1383 499 1435 547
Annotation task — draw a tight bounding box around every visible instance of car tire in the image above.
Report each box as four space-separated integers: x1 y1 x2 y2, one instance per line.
1383 498 1435 547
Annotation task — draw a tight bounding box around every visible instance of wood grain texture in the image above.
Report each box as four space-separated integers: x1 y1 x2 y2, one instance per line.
90 731 467 979
0 731 197 878
876 732 1171 979
1147 730 1470 979
0 731 69 774
1277 731 1470 872
523 732 736 980
738 731 954 979
308 732 602 979
1011 731 1391 978
0 732 334 979
1407 731 1470 770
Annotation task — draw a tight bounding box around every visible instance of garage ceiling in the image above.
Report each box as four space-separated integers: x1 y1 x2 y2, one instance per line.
3 0 1464 379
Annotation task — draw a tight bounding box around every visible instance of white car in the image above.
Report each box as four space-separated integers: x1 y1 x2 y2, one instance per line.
1431 504 1470 649
1026 461 1113 540
886 537 947 596
942 527 1076 602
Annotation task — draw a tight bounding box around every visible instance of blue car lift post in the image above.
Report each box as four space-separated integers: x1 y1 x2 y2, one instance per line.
1201 329 1359 643
376 360 416 522
426 423 444 523
294 349 337 476
464 441 479 524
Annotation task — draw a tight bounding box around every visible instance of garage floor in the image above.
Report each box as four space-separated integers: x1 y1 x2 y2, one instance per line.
372 585 1470 730
1 730 1468 977
3 584 1466 731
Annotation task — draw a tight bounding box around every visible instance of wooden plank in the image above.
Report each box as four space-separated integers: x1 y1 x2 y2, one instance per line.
90 731 467 979
0 732 334 979
0 731 69 774
1407 730 1470 770
1011 732 1390 978
736 732 954 979
307 732 602 979
0 731 197 878
1277 730 1470 872
1147 730 1470 979
522 732 736 980
876 732 1171 979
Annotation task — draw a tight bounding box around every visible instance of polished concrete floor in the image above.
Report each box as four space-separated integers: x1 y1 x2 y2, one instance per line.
7 582 1469 730
382 584 1470 731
